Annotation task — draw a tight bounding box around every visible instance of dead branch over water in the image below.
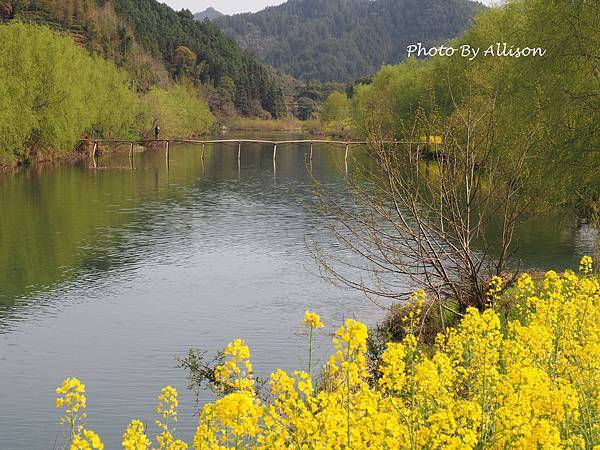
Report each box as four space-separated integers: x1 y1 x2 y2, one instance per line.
313 92 542 316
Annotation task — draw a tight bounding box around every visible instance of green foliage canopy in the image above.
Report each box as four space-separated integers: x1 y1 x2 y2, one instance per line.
321 91 352 132
351 0 600 213
145 84 213 138
0 22 144 163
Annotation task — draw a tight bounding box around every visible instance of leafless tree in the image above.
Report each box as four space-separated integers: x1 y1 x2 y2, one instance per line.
313 91 541 318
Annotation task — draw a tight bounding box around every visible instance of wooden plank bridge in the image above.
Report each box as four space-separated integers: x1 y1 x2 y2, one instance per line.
81 138 427 169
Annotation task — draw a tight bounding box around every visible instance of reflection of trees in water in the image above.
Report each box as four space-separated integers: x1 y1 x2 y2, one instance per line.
0 141 594 323
0 143 352 319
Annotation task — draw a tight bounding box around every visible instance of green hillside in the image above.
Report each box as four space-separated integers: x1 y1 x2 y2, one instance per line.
214 0 484 82
1 0 286 118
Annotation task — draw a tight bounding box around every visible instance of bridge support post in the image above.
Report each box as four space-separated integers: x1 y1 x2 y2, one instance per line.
310 142 313 161
165 140 170 161
129 142 134 169
201 143 205 159
238 141 241 160
92 141 98 168
345 144 349 162
273 144 277 161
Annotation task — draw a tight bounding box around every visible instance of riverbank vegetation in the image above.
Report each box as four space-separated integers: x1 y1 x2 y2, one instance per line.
349 0 599 214
56 259 599 448
225 117 305 133
0 22 213 167
145 84 213 139
319 91 354 136
224 116 346 138
309 0 598 324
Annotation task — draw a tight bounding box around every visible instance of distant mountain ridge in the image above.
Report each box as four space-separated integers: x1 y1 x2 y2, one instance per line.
213 0 485 82
194 7 224 21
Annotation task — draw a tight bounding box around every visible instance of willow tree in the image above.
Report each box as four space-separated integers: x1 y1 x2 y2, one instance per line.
0 22 144 163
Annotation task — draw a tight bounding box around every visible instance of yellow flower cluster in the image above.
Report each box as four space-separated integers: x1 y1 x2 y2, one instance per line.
486 275 504 306
304 310 325 328
214 339 255 393
122 420 151 450
580 255 593 275
55 377 87 413
155 386 188 449
55 378 104 449
57 258 599 449
401 290 426 333
71 430 104 450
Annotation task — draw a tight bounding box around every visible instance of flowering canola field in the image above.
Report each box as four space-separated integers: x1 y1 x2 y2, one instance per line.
56 257 599 449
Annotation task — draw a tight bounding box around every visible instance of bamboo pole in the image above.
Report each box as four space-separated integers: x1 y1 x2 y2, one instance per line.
129 142 134 170
92 142 98 168
80 138 425 146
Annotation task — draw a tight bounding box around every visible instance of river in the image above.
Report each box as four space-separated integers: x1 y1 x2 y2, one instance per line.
0 135 596 448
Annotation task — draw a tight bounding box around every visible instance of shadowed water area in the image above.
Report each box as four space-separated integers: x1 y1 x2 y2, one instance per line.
0 135 596 448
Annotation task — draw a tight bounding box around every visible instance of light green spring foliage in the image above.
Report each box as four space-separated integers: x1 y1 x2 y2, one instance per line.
145 83 213 139
320 91 352 133
352 58 435 139
0 22 215 164
352 0 599 209
0 22 144 163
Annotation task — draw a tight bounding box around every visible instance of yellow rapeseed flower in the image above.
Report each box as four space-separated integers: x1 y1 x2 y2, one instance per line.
122 420 151 450
55 258 600 449
580 255 593 275
303 310 325 328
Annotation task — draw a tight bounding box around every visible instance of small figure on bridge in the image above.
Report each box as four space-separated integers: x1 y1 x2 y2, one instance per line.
154 125 160 140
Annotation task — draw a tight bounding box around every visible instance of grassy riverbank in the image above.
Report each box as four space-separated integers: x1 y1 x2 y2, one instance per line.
225 117 305 132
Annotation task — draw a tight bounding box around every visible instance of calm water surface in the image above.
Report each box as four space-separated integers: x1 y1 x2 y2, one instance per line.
0 135 596 448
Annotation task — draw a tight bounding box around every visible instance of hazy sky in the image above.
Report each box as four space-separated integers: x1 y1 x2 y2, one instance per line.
163 0 499 15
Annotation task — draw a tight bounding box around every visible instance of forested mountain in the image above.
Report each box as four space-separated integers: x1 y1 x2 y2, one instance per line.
0 0 285 117
194 7 223 21
112 0 285 116
214 0 484 82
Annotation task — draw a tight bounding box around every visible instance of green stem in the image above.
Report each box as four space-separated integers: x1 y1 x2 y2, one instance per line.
308 327 313 377
346 343 351 449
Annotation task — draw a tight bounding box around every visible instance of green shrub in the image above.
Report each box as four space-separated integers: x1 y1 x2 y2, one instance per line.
144 83 213 138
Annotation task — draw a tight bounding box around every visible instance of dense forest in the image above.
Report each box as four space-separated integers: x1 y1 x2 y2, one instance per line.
111 0 286 117
214 0 483 82
0 0 286 118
